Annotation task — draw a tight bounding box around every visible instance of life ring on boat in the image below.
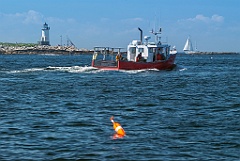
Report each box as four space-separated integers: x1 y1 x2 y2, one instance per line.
110 116 125 136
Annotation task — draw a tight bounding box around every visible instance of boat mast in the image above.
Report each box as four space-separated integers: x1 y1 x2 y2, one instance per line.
150 28 162 44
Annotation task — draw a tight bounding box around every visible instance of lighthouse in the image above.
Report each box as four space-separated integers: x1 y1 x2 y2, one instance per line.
39 22 50 45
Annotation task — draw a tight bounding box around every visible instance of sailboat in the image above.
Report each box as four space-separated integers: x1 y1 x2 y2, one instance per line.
183 37 195 54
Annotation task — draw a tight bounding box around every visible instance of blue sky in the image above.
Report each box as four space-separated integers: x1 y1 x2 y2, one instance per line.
0 0 239 52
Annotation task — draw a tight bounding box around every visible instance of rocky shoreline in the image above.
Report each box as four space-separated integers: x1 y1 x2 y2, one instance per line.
0 45 93 54
188 51 239 55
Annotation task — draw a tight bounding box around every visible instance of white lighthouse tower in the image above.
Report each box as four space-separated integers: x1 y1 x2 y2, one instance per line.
39 22 50 45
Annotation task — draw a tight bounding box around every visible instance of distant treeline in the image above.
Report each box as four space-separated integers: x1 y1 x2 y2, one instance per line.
0 42 38 47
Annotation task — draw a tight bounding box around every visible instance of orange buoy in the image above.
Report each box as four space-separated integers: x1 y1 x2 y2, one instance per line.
112 133 124 139
110 116 125 136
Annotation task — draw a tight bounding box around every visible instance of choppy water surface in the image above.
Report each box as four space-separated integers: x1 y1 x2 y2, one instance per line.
0 54 239 160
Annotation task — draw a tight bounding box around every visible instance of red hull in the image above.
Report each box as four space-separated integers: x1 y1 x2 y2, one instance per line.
92 54 176 70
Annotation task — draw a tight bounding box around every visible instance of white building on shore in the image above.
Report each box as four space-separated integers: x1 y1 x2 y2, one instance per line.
39 22 50 45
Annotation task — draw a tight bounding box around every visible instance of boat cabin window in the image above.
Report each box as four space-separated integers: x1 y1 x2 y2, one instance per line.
129 47 136 54
138 48 144 53
156 48 163 54
149 48 153 53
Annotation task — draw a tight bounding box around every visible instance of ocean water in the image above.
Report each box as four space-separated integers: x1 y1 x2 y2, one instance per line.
0 53 239 160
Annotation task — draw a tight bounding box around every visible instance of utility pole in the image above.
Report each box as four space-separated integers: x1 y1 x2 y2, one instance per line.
60 35 62 46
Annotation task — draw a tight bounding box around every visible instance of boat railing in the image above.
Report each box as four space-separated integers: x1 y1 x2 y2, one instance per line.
93 47 125 60
94 60 117 67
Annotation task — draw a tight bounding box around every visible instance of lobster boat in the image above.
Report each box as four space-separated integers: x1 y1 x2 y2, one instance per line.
92 28 177 70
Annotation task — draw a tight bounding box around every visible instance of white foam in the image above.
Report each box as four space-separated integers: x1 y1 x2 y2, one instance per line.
44 65 100 73
7 68 44 74
179 68 187 72
6 66 100 74
119 68 159 74
6 66 177 74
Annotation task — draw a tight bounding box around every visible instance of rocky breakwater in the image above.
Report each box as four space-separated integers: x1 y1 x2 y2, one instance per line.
189 51 239 55
0 45 92 54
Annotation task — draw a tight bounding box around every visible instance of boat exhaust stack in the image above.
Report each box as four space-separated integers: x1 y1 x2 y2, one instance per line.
138 27 143 44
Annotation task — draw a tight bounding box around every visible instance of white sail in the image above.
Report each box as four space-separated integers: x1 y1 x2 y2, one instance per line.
183 37 193 52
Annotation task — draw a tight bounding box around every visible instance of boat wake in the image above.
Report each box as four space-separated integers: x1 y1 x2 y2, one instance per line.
118 65 187 73
176 65 188 72
179 67 187 72
119 68 160 74
7 68 45 74
170 64 187 72
5 65 186 74
44 66 98 73
6 66 99 74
